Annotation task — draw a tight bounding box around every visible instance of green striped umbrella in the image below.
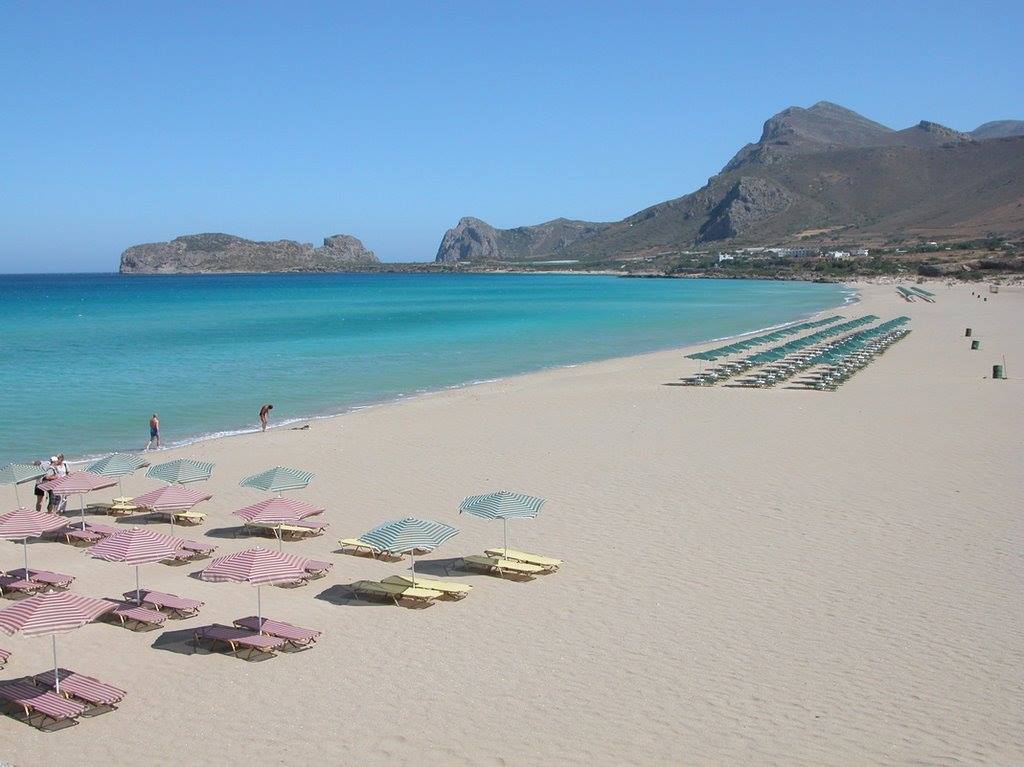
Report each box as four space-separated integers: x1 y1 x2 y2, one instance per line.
87 453 150 502
146 459 214 485
0 463 46 508
239 466 314 495
359 517 459 586
459 490 546 552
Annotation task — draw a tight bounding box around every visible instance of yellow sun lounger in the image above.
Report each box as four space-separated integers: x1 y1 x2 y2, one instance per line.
338 538 391 558
484 548 562 571
351 580 442 605
463 555 545 578
382 575 472 599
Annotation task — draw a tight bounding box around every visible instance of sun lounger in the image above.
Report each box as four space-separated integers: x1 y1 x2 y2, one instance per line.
382 575 472 600
233 616 321 648
125 589 203 618
463 555 546 578
0 680 85 728
7 568 76 590
194 624 286 660
350 579 442 605
338 538 392 558
484 548 563 571
0 648 9 669
154 509 205 525
0 575 42 598
34 669 126 708
102 599 167 630
250 520 329 540
162 538 217 562
304 560 332 579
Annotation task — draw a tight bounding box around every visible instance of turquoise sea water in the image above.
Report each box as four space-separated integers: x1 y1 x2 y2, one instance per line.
0 273 851 464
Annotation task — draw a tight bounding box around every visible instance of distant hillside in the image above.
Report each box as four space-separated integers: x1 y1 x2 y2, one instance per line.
435 216 612 263
435 101 1024 263
120 233 378 273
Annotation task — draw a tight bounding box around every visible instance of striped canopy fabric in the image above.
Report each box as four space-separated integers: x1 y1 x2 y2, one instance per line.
233 497 324 524
88 527 183 565
146 459 215 485
200 547 310 585
38 473 117 495
239 466 315 494
0 508 70 540
86 453 150 478
132 484 212 511
0 462 45 486
359 517 459 555
0 591 114 637
458 491 547 520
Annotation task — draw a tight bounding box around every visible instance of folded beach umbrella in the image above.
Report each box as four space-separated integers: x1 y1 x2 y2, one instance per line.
459 490 546 552
130 484 212 531
359 517 459 586
88 527 183 605
0 463 45 508
86 453 150 503
146 458 214 485
200 547 312 633
0 591 114 695
233 497 325 550
38 472 118 530
0 508 70 572
239 466 314 495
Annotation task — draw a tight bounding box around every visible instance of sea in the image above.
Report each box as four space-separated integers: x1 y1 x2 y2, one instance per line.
0 273 853 465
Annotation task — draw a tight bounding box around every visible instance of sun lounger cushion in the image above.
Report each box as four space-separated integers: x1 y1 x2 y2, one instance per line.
125 590 203 616
0 681 85 725
484 548 563 569
304 560 332 578
35 669 126 707
464 555 546 576
179 539 216 555
195 624 286 657
382 575 472 598
0 576 41 596
351 580 442 603
339 538 387 556
103 600 167 628
7 568 76 589
233 616 321 646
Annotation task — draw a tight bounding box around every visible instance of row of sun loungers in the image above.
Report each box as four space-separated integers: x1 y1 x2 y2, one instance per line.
0 669 127 729
1 568 76 598
245 519 329 540
194 617 322 659
686 314 845 361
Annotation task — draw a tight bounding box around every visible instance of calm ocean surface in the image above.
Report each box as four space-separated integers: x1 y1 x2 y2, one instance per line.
0 273 852 464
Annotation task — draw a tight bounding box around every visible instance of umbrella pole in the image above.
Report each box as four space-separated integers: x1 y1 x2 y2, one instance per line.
52 635 60 695
23 537 29 573
80 495 86 529
277 526 283 552
410 550 416 587
257 585 262 635
136 565 141 604
503 518 509 554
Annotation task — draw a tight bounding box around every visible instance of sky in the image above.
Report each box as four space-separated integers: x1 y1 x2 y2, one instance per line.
1 1 1021 272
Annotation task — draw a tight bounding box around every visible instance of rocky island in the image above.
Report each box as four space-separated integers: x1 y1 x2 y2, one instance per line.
119 232 378 273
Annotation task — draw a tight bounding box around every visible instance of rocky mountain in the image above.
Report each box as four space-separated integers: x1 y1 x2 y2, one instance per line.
119 232 378 273
435 101 1024 263
435 216 612 263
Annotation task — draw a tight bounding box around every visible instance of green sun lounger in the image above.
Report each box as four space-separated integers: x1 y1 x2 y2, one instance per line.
484 548 563 571
463 555 546 578
351 579 442 605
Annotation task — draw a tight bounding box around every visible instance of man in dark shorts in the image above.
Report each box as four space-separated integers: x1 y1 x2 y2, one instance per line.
259 404 274 432
147 413 160 450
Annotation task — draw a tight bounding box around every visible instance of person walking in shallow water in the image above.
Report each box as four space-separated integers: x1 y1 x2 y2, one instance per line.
147 413 160 450
259 404 274 432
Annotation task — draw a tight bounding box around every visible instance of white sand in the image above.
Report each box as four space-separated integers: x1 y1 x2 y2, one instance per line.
2 282 1022 766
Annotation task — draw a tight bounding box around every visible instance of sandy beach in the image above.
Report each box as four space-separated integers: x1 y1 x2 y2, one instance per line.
2 281 1021 766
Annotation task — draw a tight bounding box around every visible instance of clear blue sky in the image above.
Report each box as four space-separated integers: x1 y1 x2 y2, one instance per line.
2 1 1021 272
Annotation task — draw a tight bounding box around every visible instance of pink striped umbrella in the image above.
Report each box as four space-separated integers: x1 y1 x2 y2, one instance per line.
132 485 212 531
0 508 70 572
38 472 118 530
200 547 311 632
233 497 325 550
88 527 184 604
0 591 115 695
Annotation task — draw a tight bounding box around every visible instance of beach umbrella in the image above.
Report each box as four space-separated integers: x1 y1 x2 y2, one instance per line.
239 466 314 495
88 527 183 604
146 459 214 485
0 591 114 695
38 472 118 530
233 497 324 550
0 463 46 508
130 485 211 531
459 490 546 553
86 453 150 503
359 517 459 586
200 547 311 633
0 508 70 572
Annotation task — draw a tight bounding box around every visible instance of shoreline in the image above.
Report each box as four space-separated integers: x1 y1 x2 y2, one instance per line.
66 283 860 466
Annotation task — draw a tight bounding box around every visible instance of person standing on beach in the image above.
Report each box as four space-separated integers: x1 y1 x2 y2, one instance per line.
32 457 52 512
46 454 69 512
259 404 274 432
147 413 160 450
